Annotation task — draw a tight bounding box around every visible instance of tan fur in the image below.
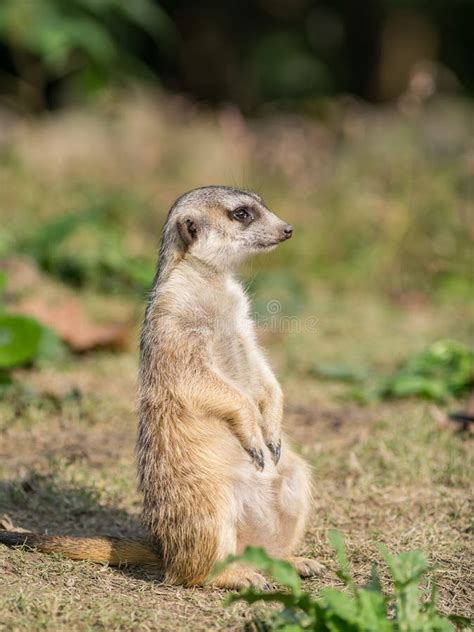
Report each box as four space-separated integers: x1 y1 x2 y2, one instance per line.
0 531 160 566
0 186 321 589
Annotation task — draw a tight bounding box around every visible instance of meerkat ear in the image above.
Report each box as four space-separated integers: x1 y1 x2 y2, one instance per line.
177 218 198 248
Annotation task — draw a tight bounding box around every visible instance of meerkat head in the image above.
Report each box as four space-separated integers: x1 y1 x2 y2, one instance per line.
157 186 292 279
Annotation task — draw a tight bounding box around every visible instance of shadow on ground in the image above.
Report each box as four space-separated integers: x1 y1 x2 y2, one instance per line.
0 474 165 583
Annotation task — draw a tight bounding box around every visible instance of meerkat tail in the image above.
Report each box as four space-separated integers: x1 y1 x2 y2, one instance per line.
0 530 161 567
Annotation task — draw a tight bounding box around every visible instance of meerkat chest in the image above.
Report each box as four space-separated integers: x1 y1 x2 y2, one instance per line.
210 277 257 390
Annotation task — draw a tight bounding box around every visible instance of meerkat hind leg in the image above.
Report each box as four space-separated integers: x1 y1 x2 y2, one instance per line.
236 448 326 579
210 564 271 591
207 521 271 590
277 455 327 577
286 556 326 577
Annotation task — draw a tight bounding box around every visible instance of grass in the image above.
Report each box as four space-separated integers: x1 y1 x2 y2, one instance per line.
0 91 473 630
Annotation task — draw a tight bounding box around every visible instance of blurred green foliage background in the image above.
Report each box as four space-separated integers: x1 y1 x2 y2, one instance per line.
0 0 473 112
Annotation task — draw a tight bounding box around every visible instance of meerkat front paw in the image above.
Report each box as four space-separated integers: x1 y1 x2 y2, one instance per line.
245 446 265 471
266 438 281 465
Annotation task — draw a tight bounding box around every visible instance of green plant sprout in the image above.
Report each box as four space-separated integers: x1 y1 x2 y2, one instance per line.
216 530 470 631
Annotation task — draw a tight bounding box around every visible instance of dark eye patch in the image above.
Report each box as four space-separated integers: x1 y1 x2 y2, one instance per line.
229 206 259 226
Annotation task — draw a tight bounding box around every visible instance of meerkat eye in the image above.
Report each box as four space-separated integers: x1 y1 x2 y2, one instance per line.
232 207 253 224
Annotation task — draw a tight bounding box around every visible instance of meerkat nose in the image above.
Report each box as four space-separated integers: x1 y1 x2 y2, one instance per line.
283 224 293 239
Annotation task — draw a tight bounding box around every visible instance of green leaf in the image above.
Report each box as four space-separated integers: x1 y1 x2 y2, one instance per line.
355 339 474 403
447 613 471 628
119 0 175 39
364 564 383 593
428 615 457 632
320 587 358 624
0 271 6 297
270 561 302 595
20 206 103 263
36 325 67 364
328 530 355 590
377 339 474 402
215 546 302 596
310 362 367 383
382 375 449 400
0 314 43 368
0 369 13 385
378 546 428 586
356 589 391 631
378 546 438 629
37 18 118 70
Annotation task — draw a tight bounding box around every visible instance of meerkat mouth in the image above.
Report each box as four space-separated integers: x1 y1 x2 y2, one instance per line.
256 241 280 249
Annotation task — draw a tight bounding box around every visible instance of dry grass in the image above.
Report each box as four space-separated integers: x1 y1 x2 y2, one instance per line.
0 91 473 630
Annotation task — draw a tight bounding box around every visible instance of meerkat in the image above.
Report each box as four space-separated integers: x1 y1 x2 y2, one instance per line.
0 186 322 589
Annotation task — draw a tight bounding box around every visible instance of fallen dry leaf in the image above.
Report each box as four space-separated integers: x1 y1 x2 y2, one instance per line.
2 256 132 352
13 296 130 352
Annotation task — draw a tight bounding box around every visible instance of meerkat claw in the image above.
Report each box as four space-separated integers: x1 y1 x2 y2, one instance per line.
267 439 281 465
246 447 265 471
